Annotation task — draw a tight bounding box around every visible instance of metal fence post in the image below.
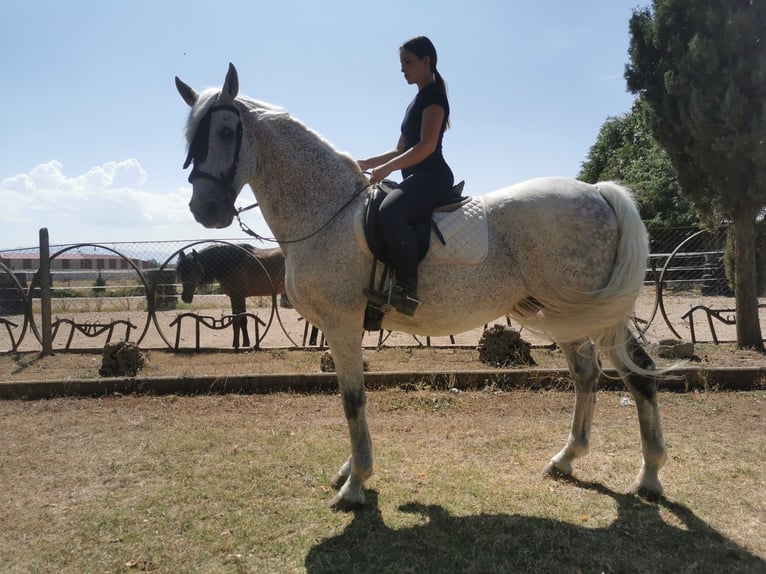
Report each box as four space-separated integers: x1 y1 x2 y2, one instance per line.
39 228 53 355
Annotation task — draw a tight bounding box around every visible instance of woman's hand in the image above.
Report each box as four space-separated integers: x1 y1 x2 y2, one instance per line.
369 164 393 185
358 158 376 171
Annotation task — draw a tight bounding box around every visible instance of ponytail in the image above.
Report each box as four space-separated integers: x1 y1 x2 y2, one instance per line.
433 68 449 129
434 68 447 94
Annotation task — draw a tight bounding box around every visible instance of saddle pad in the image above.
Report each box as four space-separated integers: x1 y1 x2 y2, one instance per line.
354 195 489 266
423 196 488 266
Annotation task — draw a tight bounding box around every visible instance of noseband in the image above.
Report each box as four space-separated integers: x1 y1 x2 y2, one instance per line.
183 103 244 195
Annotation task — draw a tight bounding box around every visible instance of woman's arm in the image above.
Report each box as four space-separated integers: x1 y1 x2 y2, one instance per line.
368 105 444 184
358 135 406 171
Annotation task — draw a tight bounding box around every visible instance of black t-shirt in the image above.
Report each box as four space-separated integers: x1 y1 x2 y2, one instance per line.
400 82 449 176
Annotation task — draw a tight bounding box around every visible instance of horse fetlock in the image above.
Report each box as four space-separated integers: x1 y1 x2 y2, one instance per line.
565 440 590 460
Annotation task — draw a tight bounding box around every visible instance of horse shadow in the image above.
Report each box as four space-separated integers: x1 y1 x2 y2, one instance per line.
305 481 764 573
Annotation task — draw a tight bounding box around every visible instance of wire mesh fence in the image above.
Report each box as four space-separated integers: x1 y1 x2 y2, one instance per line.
1 226 764 353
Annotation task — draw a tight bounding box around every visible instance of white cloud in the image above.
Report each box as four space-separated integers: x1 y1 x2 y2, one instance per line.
0 159 272 248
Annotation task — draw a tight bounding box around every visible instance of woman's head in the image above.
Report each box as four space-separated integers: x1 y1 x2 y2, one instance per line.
401 36 438 72
399 36 446 93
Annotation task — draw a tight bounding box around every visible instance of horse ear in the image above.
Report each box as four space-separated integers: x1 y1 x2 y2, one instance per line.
221 63 239 102
175 77 198 107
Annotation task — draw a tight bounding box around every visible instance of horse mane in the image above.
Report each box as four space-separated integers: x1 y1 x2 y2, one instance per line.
239 95 364 177
184 89 364 179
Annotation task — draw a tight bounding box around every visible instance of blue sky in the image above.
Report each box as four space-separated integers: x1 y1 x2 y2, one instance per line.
0 0 644 248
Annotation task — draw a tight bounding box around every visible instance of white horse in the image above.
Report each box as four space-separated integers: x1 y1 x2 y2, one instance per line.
175 63 667 511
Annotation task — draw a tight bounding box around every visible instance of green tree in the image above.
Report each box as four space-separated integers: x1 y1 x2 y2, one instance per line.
579 99 697 229
625 0 766 351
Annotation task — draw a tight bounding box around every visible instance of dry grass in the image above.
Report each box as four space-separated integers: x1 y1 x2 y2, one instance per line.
0 389 763 573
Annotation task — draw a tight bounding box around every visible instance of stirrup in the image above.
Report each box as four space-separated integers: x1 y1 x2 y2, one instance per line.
363 285 420 317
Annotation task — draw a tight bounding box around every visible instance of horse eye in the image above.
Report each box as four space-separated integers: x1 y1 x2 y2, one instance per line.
220 127 234 140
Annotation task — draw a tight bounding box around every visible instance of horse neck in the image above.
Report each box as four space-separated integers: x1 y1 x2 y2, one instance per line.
198 247 226 283
245 111 366 244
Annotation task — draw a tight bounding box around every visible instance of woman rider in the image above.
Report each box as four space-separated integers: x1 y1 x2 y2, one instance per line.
359 35 454 316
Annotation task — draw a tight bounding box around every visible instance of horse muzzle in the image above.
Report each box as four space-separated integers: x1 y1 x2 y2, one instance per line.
189 184 236 229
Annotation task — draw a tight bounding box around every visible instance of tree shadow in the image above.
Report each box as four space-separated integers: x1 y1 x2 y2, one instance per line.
305 481 764 573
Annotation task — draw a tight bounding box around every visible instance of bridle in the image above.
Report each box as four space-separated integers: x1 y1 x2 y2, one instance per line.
183 102 244 209
183 98 370 245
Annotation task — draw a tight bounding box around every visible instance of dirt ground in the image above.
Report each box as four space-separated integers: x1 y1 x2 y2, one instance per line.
2 332 764 384
1 288 764 382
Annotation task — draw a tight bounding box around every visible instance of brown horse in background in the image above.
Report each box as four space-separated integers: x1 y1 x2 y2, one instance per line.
177 244 286 348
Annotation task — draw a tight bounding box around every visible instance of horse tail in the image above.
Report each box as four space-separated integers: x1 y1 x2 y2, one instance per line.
589 181 660 377
513 181 665 376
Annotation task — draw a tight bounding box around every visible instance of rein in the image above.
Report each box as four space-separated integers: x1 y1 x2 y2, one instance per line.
236 182 370 245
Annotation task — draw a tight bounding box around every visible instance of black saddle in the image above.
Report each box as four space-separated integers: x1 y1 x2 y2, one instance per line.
363 180 467 265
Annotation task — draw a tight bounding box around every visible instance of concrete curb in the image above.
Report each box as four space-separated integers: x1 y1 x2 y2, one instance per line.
1 367 764 400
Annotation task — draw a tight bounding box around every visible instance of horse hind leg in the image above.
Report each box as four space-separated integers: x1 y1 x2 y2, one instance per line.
543 339 600 480
606 333 667 500
239 315 250 348
231 297 250 348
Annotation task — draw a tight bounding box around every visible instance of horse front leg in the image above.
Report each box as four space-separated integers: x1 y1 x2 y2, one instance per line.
608 335 667 500
543 339 599 479
324 329 372 511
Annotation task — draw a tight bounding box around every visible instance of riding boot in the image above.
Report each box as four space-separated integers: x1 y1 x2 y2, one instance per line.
389 234 420 315
364 264 421 317
391 279 420 316
364 218 421 316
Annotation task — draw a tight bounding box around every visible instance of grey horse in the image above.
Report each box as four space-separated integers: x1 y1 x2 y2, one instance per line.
175 63 667 511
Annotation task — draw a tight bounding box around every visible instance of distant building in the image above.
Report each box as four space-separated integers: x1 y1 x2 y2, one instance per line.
0 252 151 272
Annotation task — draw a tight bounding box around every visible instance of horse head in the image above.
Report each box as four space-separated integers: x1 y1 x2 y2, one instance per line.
176 63 245 229
177 249 202 304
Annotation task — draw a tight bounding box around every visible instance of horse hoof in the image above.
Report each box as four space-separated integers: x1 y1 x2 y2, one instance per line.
329 492 364 512
626 480 663 502
542 462 573 481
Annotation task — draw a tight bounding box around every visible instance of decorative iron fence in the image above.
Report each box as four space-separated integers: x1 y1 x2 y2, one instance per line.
1 226 764 353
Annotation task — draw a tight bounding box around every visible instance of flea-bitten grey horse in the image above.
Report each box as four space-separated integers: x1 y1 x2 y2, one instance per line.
175 63 667 511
